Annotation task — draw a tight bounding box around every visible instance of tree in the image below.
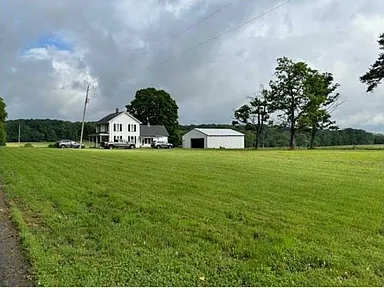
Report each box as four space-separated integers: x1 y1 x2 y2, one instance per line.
267 57 312 149
234 88 270 149
126 87 180 145
299 71 341 149
360 33 384 92
0 96 7 146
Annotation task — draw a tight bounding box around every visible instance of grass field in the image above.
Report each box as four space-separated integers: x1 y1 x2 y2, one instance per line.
0 148 383 286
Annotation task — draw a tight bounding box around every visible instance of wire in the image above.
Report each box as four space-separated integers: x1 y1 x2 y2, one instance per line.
153 0 295 67
120 0 295 84
146 0 238 54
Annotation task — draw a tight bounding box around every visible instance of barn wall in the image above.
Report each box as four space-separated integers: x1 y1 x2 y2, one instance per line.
182 130 206 148
206 136 244 149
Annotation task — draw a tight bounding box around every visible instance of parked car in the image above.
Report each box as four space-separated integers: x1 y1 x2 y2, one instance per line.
151 140 173 149
102 139 136 149
56 139 82 148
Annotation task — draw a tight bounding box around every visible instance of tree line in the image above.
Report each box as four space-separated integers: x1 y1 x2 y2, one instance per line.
180 124 384 148
5 119 96 143
4 119 384 147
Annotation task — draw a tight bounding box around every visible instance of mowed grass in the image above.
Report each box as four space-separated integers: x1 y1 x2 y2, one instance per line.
0 148 383 286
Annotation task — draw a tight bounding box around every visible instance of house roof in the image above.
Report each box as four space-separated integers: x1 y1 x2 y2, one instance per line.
140 125 169 137
194 128 244 136
96 112 123 124
96 111 142 124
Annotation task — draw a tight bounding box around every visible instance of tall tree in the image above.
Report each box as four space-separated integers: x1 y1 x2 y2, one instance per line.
0 96 7 146
234 88 270 149
126 87 180 145
360 33 384 92
267 57 312 149
299 71 341 149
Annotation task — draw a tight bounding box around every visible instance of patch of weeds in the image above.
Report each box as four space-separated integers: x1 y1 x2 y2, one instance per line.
271 252 333 274
225 211 244 222
378 226 384 236
112 215 121 224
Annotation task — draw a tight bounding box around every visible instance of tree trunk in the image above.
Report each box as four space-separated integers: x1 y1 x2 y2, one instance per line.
289 124 295 150
309 126 317 149
255 113 261 149
255 127 259 149
289 111 295 150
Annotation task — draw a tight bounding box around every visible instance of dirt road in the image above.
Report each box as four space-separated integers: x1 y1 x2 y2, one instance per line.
0 191 33 286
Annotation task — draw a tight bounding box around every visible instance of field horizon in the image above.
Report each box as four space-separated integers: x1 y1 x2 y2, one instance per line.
0 148 383 286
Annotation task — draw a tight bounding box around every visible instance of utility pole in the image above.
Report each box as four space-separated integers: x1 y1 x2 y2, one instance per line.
79 85 90 149
18 125 21 144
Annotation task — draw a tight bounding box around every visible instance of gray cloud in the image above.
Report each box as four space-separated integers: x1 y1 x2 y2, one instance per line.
0 0 383 132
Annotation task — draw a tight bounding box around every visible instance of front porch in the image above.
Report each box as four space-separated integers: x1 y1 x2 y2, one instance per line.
141 137 154 148
89 133 109 148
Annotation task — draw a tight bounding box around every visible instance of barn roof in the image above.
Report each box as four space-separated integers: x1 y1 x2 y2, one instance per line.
140 125 169 137
194 128 244 136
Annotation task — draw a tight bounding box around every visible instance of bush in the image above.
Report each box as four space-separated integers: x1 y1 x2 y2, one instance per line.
24 143 34 148
48 143 56 148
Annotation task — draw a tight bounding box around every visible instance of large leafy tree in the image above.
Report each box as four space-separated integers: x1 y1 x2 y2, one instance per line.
234 87 270 149
299 71 341 149
267 57 312 149
0 96 7 146
360 33 384 92
126 87 180 145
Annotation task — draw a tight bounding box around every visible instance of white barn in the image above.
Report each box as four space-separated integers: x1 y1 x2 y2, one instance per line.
182 128 244 149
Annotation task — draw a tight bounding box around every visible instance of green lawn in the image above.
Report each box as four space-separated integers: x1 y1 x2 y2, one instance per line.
0 148 383 286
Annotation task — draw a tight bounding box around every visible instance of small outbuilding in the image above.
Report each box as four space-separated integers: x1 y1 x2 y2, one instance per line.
182 128 244 149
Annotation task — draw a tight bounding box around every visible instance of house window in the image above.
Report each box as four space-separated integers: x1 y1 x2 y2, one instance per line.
114 124 122 132
128 124 136 132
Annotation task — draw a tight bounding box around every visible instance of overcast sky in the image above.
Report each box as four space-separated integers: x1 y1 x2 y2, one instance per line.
1 0 383 132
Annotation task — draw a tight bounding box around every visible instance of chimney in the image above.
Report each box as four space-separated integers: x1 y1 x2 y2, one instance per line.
115 108 119 113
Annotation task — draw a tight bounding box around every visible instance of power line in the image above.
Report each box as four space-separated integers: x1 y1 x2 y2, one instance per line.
145 0 238 54
120 0 295 84
153 0 295 67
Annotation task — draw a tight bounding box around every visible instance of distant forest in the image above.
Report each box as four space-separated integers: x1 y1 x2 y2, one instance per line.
5 119 384 148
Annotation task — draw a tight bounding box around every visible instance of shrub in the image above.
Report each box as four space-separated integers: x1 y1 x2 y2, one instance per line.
48 144 56 148
24 143 34 148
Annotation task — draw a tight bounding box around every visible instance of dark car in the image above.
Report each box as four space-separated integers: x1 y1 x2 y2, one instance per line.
56 139 81 148
151 140 173 149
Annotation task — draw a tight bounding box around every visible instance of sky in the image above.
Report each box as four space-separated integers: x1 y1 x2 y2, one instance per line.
1 0 383 132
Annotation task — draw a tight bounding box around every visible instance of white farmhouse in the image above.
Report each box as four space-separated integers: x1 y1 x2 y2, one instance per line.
182 128 244 149
89 108 169 148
